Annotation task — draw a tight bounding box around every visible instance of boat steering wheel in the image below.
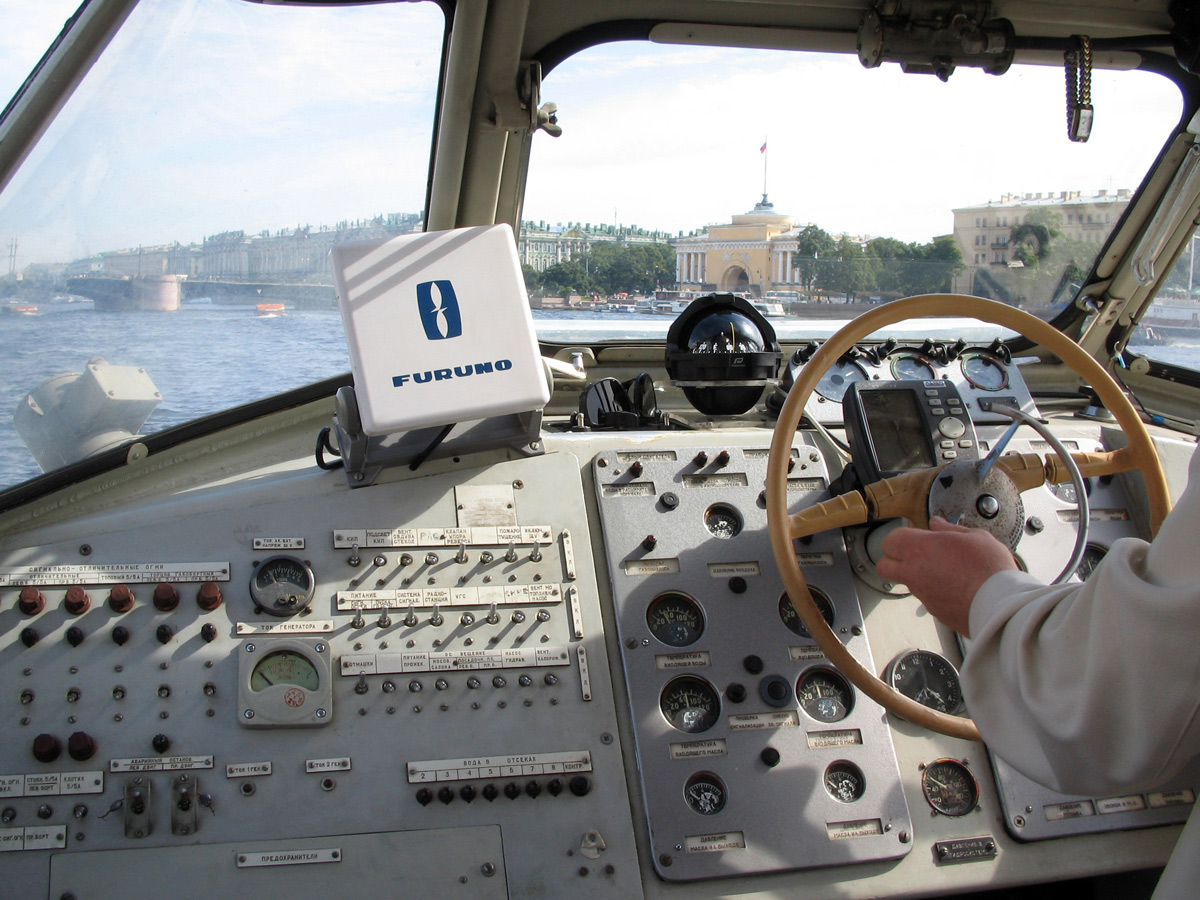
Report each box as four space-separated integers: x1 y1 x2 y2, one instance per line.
766 294 1171 741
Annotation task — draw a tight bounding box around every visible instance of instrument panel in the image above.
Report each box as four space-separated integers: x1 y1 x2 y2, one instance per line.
0 343 1196 899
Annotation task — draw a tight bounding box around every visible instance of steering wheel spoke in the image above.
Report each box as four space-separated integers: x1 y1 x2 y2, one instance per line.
789 492 870 540
1046 447 1139 483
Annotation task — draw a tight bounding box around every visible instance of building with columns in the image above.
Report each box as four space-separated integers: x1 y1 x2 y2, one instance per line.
675 196 810 297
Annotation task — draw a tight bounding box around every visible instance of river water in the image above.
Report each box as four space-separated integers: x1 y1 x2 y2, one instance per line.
0 304 1196 492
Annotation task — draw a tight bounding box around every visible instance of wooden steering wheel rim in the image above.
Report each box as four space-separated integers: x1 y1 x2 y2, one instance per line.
766 294 1171 741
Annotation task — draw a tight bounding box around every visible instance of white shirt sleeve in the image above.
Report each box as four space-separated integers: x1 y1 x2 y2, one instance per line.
961 443 1200 796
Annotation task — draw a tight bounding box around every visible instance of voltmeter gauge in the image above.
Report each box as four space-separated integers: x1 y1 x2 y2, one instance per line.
250 555 316 617
646 593 705 647
824 761 866 803
796 668 854 722
890 354 936 381
238 638 332 728
1075 543 1108 581
703 503 742 539
660 676 721 734
815 359 869 402
778 588 835 639
960 353 1009 391
883 649 964 715
683 772 727 815
921 758 979 816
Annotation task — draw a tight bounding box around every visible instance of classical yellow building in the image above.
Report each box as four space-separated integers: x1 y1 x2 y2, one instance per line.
675 196 803 296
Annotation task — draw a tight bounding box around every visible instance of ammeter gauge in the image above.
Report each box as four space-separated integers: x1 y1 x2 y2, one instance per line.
659 675 721 734
778 588 835 639
646 593 705 647
238 638 332 728
683 772 727 815
250 555 316 617
921 758 979 816
796 668 854 722
883 649 964 715
815 359 869 402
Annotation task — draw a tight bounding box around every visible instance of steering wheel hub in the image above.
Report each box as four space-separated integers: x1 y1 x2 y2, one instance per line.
928 459 1024 550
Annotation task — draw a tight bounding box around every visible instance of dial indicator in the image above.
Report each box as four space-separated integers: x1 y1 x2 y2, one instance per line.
778 588 835 639
250 649 321 692
796 668 854 722
250 555 316 617
921 758 979 816
961 353 1009 391
646 593 705 647
1075 543 1107 581
660 675 721 733
683 772 727 815
883 649 964 715
824 761 866 803
703 503 742 539
889 354 936 381
815 359 869 402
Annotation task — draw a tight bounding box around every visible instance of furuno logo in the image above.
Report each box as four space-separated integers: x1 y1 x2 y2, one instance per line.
416 280 463 340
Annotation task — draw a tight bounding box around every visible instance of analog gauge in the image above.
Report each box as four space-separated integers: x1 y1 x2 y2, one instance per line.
683 772 727 815
250 649 321 692
824 761 866 803
1075 543 1107 581
960 353 1009 391
250 555 316 617
921 758 979 817
1049 477 1091 503
646 592 705 647
889 354 936 381
778 588 835 639
660 676 721 734
703 503 742 539
815 358 869 402
883 649 964 715
796 668 854 722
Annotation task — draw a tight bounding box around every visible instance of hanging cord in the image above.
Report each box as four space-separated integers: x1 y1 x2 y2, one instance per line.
315 426 344 470
1065 35 1093 142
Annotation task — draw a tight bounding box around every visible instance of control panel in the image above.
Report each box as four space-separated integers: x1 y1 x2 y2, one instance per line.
593 442 913 880
0 453 643 900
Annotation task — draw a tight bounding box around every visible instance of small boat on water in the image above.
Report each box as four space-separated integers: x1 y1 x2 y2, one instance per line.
256 302 286 317
4 304 39 315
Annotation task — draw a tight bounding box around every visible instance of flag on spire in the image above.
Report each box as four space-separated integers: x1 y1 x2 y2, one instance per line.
760 141 767 154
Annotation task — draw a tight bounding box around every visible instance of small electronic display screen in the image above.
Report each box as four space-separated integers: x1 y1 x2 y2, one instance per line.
860 389 936 473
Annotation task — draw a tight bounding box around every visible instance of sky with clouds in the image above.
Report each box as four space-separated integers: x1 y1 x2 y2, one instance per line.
0 1 1186 267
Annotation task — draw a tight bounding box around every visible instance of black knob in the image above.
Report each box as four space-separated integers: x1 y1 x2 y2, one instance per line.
504 783 521 800
68 732 97 762
111 625 130 646
437 786 454 805
32 733 61 763
65 626 85 647
20 627 39 648
630 461 644 477
760 747 782 768
726 683 747 703
743 655 764 675
728 576 747 594
692 451 708 467
568 775 592 797
481 784 499 802
525 781 542 798
715 450 731 467
151 734 171 754
460 785 476 803
547 778 563 796
155 624 174 644
416 788 433 806
200 623 218 643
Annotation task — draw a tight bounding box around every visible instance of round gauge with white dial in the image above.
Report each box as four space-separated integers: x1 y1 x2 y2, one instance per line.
815 358 869 402
889 354 936 381
960 352 1009 391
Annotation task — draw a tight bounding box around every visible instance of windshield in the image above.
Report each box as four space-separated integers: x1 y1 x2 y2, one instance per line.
0 4 1189 492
